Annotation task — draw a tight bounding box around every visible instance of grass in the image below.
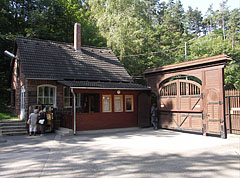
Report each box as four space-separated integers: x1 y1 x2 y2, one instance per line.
0 111 19 120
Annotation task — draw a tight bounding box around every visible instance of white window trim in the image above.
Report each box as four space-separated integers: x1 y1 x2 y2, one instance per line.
114 95 123 112
37 84 57 107
102 95 112 112
63 87 81 108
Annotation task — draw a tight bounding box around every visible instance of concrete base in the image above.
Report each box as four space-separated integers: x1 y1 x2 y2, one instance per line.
77 127 140 135
55 127 73 136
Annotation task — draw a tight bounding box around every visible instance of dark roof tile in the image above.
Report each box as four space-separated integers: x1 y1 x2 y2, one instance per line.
16 37 132 82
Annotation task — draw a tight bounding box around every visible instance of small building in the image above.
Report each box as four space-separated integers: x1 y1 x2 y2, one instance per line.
144 54 231 138
10 23 150 133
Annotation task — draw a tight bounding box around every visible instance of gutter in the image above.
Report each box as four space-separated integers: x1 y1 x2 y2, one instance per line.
70 87 151 90
70 88 76 135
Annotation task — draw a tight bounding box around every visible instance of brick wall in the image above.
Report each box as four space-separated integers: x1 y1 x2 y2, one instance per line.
73 89 140 131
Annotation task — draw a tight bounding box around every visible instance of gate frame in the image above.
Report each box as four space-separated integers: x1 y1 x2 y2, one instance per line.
144 54 232 138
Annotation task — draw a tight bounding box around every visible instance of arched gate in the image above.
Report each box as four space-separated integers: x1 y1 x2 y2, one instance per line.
144 54 231 138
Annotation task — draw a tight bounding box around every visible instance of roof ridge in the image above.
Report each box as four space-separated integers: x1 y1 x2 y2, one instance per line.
16 37 72 46
16 37 111 50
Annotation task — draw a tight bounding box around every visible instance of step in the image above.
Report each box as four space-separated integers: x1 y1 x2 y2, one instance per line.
0 119 24 123
2 128 27 133
0 121 26 126
0 125 26 129
55 127 73 136
0 120 28 136
2 131 28 136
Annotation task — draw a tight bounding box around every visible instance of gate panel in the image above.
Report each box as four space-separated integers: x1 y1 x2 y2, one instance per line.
159 78 203 132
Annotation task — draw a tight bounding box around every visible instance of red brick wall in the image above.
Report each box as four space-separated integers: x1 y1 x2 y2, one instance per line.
73 89 140 131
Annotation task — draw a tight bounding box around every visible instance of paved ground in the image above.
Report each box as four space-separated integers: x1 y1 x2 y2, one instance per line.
0 128 239 178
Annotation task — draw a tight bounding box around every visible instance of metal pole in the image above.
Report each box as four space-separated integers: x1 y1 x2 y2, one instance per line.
228 96 232 134
185 42 187 61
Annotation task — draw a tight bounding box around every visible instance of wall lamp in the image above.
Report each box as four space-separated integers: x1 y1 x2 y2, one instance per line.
4 50 19 60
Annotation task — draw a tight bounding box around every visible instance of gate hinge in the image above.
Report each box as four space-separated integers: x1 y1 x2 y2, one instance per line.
201 93 204 99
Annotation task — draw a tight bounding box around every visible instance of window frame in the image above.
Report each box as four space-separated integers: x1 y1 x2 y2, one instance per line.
37 85 57 107
114 95 123 112
102 95 112 113
63 87 81 108
63 87 72 108
125 95 134 112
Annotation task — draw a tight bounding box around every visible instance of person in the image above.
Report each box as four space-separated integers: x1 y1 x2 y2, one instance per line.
39 109 47 136
28 109 39 136
151 103 158 130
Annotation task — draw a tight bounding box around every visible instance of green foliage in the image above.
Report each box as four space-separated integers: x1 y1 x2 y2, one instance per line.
0 111 18 120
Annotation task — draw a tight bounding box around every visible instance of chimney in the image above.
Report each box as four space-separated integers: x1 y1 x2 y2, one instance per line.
74 23 81 51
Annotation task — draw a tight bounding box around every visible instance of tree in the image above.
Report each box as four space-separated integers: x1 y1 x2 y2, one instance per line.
185 7 203 35
89 0 151 59
228 9 240 48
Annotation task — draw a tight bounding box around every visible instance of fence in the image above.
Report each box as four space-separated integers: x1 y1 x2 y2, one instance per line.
225 89 240 134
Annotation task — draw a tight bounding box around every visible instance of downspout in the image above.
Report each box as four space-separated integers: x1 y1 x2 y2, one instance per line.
70 88 76 135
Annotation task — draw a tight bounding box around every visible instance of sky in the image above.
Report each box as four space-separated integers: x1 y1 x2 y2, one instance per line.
179 0 240 14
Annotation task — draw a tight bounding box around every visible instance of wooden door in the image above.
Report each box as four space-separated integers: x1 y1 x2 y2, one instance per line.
205 89 222 135
138 92 150 127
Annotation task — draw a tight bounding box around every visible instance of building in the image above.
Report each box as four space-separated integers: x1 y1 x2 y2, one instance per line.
11 23 150 134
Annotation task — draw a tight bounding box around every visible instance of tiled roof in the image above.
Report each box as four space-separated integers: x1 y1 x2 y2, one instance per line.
144 54 232 75
57 80 149 90
16 37 132 82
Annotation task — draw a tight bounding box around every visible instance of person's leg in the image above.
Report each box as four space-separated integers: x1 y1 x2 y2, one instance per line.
40 125 44 136
29 126 31 136
151 117 157 129
33 125 37 136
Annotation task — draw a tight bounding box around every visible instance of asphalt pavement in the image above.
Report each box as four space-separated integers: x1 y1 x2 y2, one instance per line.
0 128 239 178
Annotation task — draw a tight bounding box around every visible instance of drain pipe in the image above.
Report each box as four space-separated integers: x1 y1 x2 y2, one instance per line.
70 88 76 135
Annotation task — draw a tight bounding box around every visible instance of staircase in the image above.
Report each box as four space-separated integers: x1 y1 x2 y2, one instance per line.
0 119 28 136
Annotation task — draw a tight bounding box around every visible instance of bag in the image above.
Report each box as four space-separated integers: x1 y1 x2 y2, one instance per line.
27 119 31 125
39 119 45 125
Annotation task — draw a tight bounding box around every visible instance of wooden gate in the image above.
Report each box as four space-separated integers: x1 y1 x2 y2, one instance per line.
144 54 231 138
159 78 203 132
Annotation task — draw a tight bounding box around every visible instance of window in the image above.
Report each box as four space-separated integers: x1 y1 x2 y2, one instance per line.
37 85 56 107
64 87 72 107
125 95 134 112
160 82 177 96
81 93 100 113
114 95 123 112
180 82 200 96
102 95 112 112
63 87 81 108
